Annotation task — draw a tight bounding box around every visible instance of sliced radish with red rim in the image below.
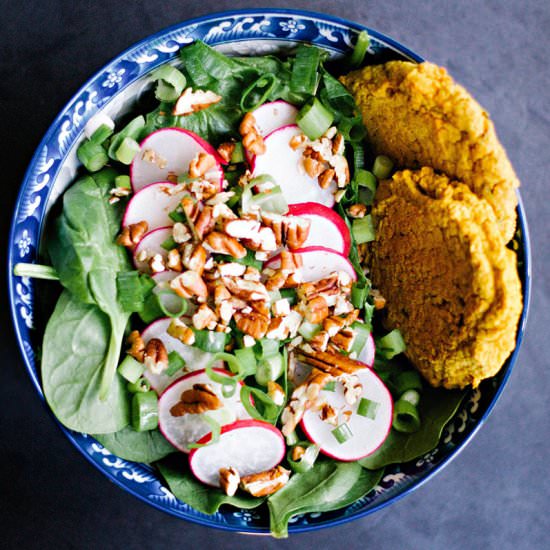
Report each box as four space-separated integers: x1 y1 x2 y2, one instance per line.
130 128 225 192
158 369 249 453
251 101 298 137
189 419 285 487
301 368 393 461
133 226 172 273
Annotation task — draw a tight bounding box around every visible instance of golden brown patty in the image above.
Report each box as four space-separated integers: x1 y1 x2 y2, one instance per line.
370 167 522 389
341 61 520 243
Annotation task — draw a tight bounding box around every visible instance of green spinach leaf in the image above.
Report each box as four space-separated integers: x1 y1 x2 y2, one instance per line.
42 291 129 434
94 427 175 463
358 387 467 469
267 460 383 538
157 455 265 514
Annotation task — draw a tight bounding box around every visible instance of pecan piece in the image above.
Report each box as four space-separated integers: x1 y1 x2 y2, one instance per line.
204 231 247 259
240 466 291 497
330 328 356 353
166 248 183 272
192 303 218 330
219 467 240 497
127 330 145 362
173 88 222 116
319 403 338 425
217 142 236 163
170 269 208 300
318 168 335 189
234 311 269 340
116 221 149 247
167 318 195 346
347 203 367 218
194 206 215 240
189 152 217 179
143 338 168 374
170 383 222 416
284 217 311 250
267 381 286 406
302 295 329 324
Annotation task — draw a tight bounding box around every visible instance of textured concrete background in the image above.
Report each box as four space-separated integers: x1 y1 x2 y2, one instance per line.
2 1 549 548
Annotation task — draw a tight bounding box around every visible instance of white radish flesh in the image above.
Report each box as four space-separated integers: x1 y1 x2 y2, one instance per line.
158 369 249 453
251 101 298 136
288 203 351 256
142 317 220 392
130 128 224 192
301 368 393 461
133 226 172 273
122 182 188 231
188 420 286 487
252 125 336 207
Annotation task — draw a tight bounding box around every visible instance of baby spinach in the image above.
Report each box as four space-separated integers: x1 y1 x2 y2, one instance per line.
358 387 467 469
157 455 265 514
42 291 129 434
48 169 131 399
94 427 175 463
267 460 383 538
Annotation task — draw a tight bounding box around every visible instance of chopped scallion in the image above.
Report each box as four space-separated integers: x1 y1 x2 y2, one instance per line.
352 215 376 244
116 271 145 313
193 329 230 353
166 351 186 376
298 321 321 341
372 155 394 180
115 137 140 165
323 381 336 392
117 355 145 384
377 329 406 359
77 140 108 172
349 321 370 357
339 116 367 142
332 423 353 444
152 65 187 102
287 443 320 474
400 389 421 407
290 44 324 95
357 397 380 419
240 385 280 424
161 236 176 251
90 123 114 144
240 73 277 111
13 263 59 280
392 398 421 433
234 347 257 378
395 371 423 395
351 282 369 309
349 30 370 68
115 174 131 189
297 97 334 141
188 415 221 449
255 353 284 386
230 141 245 163
168 208 186 223
155 289 188 318
131 391 158 431
127 378 151 394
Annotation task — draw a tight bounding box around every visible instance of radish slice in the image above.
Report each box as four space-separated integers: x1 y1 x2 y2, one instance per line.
252 125 336 207
122 182 188 230
130 128 224 192
266 246 357 282
133 226 172 273
142 318 220 392
251 101 298 136
288 203 351 256
152 271 179 285
158 370 249 453
359 333 376 367
189 420 285 487
301 368 393 461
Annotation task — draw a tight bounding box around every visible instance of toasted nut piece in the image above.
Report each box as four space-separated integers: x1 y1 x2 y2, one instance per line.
219 467 240 497
170 383 222 416
261 212 284 246
280 250 303 273
116 221 149 247
283 271 304 288
144 338 168 374
297 274 339 300
217 299 236 324
370 288 386 310
234 311 269 339
303 156 325 178
291 445 306 461
265 269 288 291
331 328 356 353
272 298 291 317
185 244 207 276
194 206 215 239
173 88 222 116
225 277 270 302
170 269 208 299
319 403 338 425
250 300 270 318
284 217 311 250
240 466 291 497
243 266 261 282
192 304 218 330
142 148 167 168
239 112 257 136
347 203 367 218
289 133 307 150
149 254 166 274
264 317 288 340
217 142 236 163
318 168 335 189
302 295 329 324
204 231 247 259
333 155 350 188
324 126 337 140
342 377 363 406
167 248 183 272
323 316 346 337
223 218 261 239
297 348 366 375
180 196 201 223
189 152 217 179
127 330 145 362
214 284 232 304
334 295 354 316
267 381 286 406
343 309 360 326
242 132 266 156
173 222 192 244
243 227 277 252
167 318 195 345
332 132 345 155
309 330 330 352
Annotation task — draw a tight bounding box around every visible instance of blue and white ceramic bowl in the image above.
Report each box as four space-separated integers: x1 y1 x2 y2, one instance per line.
8 9 531 534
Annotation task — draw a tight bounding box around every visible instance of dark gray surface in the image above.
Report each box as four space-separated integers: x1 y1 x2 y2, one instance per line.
1 1 549 548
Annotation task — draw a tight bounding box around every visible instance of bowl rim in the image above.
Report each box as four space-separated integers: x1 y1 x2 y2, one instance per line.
8 7 531 535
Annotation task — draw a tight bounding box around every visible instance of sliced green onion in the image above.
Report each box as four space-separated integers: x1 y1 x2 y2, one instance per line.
255 353 284 386
131 391 158 432
117 355 145 384
351 282 369 309
349 30 370 68
231 142 245 163
392 398 421 433
250 174 276 187
77 140 108 172
372 155 394 180
234 347 257 378
332 423 353 444
352 141 366 172
339 116 367 142
13 263 59 280
240 385 280 424
161 236 176 251
115 174 131 189
139 273 156 295
350 321 370 357
155 289 188 318
297 98 334 141
280 288 297 306
352 215 376 244
108 115 145 160
355 169 377 204
127 378 151 393
249 186 289 215
285 430 299 446
193 329 230 353
394 371 423 395
287 444 320 473
240 73 277 111
116 271 145 312
115 137 140 165
298 321 321 341
139 293 164 324
90 123 114 145
400 389 421 407
205 363 237 398
166 351 186 376
257 338 280 358
377 329 406 359
168 208 186 223
363 301 375 325
290 44 324 95
357 397 380 419
152 65 187 102
188 415 221 449
323 381 336 392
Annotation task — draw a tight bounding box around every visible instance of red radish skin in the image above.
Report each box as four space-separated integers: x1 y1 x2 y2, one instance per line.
130 128 225 192
158 369 249 453
142 317 219 392
188 419 286 487
133 226 173 272
251 125 336 207
300 368 393 461
266 246 357 282
251 101 298 136
288 203 351 256
122 181 189 230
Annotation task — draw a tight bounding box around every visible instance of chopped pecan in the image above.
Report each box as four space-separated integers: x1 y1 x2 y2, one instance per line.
149 254 166 274
225 277 269 302
234 311 269 339
173 222 191 244
218 262 246 277
291 445 306 461
223 218 261 239
333 295 354 315
323 316 346 337
239 112 257 136
204 231 247 259
319 403 338 425
267 381 286 406
332 155 350 188
143 338 168 374
330 328 356 353
185 244 207 275
240 466 290 497
318 168 335 189
282 271 303 288
170 383 222 416
332 132 345 155
289 133 307 150
166 248 183 272
116 221 149 247
272 298 290 317
189 152 217 179
265 317 289 340
302 295 329 324
297 348 366 375
173 88 222 116
284 217 311 250
309 330 330 352
219 467 240 497
241 226 277 252
265 269 288 291
142 148 167 168
347 203 367 218
192 304 218 330
167 318 195 345
170 270 208 300
127 330 145 362
214 283 232 304
180 196 201 224
261 212 284 246
371 288 386 310
303 156 325 178
280 250 302 274
194 206 215 239
217 142 236 163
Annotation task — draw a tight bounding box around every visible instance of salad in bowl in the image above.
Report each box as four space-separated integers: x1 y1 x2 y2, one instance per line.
9 10 529 538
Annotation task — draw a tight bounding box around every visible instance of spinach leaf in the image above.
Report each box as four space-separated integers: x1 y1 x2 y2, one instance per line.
267 460 383 538
94 427 175 463
358 387 467 469
48 169 131 399
42 290 129 434
157 454 265 514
